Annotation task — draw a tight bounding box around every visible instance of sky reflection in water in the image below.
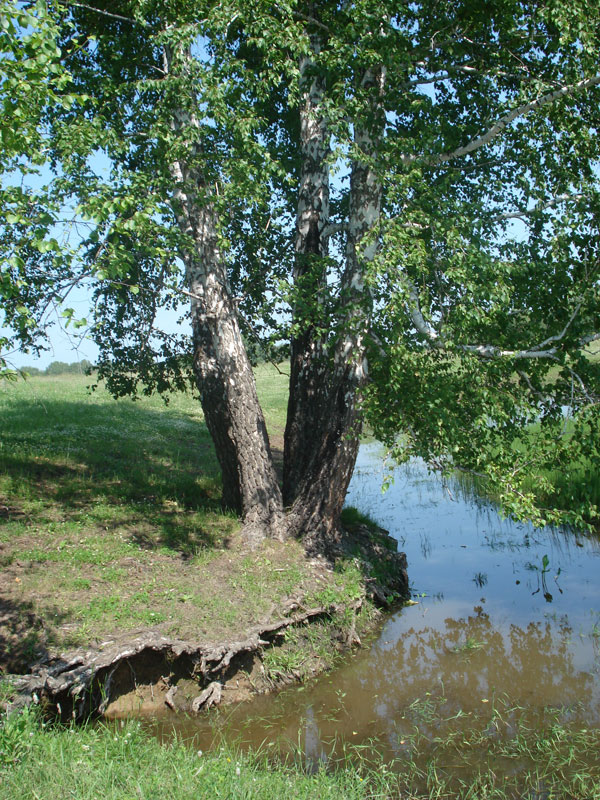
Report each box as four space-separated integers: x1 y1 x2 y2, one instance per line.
149 444 600 762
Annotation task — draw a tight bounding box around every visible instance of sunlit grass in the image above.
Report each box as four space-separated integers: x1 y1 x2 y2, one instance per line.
452 416 600 533
1 702 599 800
254 362 289 436
0 368 311 656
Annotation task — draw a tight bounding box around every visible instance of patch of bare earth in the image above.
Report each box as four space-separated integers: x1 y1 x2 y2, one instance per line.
0 524 334 667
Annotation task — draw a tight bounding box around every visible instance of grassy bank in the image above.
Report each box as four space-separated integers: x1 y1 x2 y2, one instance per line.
0 367 369 674
2 704 600 800
518 343 600 529
529 459 600 528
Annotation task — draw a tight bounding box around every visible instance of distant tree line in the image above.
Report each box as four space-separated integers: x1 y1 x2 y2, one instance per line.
20 360 93 377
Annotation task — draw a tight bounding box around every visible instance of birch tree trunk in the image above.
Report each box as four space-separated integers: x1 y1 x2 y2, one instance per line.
165 37 382 552
285 61 384 552
164 44 285 543
283 31 331 506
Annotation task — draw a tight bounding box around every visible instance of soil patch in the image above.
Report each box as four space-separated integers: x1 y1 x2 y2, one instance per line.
2 525 408 719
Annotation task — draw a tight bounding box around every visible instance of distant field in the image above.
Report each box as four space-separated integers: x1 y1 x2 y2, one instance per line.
588 338 600 361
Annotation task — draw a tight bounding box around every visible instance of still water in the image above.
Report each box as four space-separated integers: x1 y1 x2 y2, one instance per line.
145 444 600 767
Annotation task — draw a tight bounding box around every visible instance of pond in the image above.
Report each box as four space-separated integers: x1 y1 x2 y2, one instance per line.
137 443 600 776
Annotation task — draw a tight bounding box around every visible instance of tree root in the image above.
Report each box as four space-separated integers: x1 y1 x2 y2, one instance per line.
4 601 358 721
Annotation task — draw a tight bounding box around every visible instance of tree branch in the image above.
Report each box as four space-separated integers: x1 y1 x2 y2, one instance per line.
517 370 548 402
67 2 147 26
406 282 592 363
322 222 347 238
535 302 582 351
560 362 598 405
459 306 591 361
582 332 600 347
399 63 538 90
493 193 585 222
290 10 331 34
402 74 600 167
405 279 441 344
459 343 558 359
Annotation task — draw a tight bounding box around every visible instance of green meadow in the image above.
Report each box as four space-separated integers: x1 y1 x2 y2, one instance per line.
0 367 362 666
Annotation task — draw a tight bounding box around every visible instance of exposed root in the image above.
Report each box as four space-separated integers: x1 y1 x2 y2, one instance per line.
4 602 359 720
191 681 221 711
2 523 409 721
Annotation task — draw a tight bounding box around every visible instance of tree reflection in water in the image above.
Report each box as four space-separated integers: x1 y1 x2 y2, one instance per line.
161 609 598 769
142 448 600 780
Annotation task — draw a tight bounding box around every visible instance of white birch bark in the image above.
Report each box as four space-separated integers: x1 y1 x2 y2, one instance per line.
163 43 284 541
286 62 384 550
283 27 332 506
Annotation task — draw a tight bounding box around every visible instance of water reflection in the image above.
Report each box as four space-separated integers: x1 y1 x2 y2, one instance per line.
347 445 600 625
145 609 599 765
141 447 600 767
370 614 595 716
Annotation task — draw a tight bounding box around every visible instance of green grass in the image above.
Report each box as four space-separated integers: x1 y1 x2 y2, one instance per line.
0 708 385 800
511 416 600 528
340 505 382 531
449 636 486 654
0 365 374 672
453 414 600 533
0 367 322 660
307 559 364 608
254 362 289 438
532 462 600 525
0 372 223 530
2 702 600 799
262 619 335 682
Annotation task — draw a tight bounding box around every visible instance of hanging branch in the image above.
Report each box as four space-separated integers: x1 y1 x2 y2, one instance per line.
401 74 600 167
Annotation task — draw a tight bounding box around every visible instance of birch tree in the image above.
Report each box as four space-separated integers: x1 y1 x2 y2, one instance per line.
2 0 600 548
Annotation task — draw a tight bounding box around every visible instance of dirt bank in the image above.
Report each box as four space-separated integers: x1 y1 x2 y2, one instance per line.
2 524 409 719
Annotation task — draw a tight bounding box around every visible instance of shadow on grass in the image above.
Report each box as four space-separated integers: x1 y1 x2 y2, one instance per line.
0 398 231 557
0 597 68 673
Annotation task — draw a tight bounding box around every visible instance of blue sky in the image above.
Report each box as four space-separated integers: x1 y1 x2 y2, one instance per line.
3 293 186 371
1 147 188 370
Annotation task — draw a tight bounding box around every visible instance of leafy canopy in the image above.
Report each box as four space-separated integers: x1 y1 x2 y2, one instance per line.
1 0 599 528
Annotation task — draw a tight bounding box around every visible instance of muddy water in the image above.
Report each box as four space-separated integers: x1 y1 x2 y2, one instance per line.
143 444 600 767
